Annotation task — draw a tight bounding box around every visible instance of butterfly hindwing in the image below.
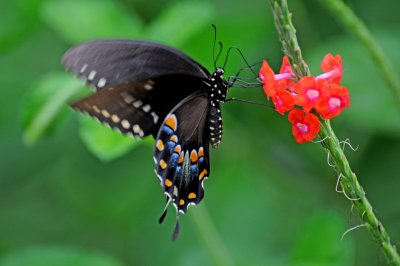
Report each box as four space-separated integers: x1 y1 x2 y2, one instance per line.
71 75 209 138
154 91 210 213
71 80 157 138
62 40 209 91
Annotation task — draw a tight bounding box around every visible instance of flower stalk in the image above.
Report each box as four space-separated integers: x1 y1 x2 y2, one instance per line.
269 0 400 264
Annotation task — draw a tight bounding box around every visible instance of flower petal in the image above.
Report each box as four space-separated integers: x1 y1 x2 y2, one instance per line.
316 84 350 119
278 55 295 91
288 109 320 144
272 89 295 115
259 60 277 99
319 53 343 84
294 76 325 112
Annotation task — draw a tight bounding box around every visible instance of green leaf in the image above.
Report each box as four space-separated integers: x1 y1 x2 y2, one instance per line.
289 211 354 266
21 72 84 145
78 116 151 162
41 0 144 43
0 0 45 52
145 2 216 46
0 246 125 266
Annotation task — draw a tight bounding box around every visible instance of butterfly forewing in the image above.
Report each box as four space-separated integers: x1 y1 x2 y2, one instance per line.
154 91 210 213
62 40 210 91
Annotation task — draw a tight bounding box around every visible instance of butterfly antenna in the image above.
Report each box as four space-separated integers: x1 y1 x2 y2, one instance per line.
172 213 180 242
212 24 218 68
225 97 273 109
159 196 171 224
223 46 257 77
234 61 263 78
214 42 223 68
228 76 263 88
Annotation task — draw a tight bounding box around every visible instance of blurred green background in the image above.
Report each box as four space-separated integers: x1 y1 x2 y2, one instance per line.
1 0 400 265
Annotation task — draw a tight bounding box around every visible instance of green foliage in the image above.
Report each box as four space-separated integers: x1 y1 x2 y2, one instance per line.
42 0 143 43
145 2 216 46
0 246 125 266
290 212 354 266
21 72 83 145
0 0 46 51
78 116 150 162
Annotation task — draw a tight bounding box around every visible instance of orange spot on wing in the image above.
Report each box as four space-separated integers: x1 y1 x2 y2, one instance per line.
156 140 164 151
165 179 172 187
199 169 208 180
159 159 167 170
190 150 198 163
170 135 178 143
178 152 184 164
179 199 185 206
174 145 181 154
198 147 204 157
165 115 177 131
188 192 196 199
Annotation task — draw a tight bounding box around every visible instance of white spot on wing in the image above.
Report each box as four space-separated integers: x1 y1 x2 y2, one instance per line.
133 100 143 108
101 109 110 118
92 105 100 113
80 64 88 73
150 112 159 124
144 83 153 90
132 124 141 133
142 104 151 113
97 78 106 88
121 119 130 129
120 92 135 104
88 70 96 81
132 124 144 137
111 114 120 123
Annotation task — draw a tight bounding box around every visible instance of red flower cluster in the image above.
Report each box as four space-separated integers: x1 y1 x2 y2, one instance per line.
259 54 350 144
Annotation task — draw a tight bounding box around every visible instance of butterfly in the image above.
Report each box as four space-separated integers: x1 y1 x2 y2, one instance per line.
62 39 233 240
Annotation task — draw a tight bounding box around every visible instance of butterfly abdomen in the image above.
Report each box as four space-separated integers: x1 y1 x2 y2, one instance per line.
207 105 223 148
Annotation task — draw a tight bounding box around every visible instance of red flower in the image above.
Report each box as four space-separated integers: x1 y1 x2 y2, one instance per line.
288 109 321 144
279 55 293 74
294 76 325 112
316 83 350 120
259 58 295 100
277 55 295 91
259 60 277 99
272 89 295 115
317 53 343 85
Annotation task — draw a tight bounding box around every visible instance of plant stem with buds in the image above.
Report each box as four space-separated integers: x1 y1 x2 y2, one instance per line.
269 0 400 264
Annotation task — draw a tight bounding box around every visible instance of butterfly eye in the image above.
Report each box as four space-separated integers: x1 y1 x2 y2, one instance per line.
216 68 224 75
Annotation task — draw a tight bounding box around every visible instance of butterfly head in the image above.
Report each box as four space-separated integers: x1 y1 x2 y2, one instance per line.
209 67 228 104
214 67 224 76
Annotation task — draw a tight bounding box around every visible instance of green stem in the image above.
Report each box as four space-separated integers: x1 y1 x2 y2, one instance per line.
318 0 400 113
270 0 400 265
189 204 234 266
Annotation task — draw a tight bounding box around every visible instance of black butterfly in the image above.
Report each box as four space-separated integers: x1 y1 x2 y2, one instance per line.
62 39 232 239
